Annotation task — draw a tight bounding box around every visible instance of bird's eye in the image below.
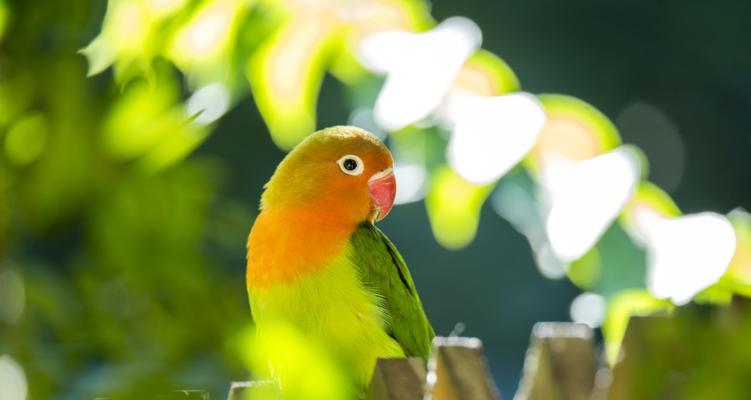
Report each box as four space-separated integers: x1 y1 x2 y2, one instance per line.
337 155 364 176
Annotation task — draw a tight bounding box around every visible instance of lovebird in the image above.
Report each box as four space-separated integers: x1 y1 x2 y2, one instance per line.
246 126 434 393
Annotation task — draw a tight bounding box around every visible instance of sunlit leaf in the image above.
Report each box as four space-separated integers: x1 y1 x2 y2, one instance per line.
0 71 34 126
620 181 682 236
167 0 250 87
452 50 520 96
444 91 545 184
4 113 48 167
0 0 8 41
426 166 493 249
723 208 751 290
619 183 736 305
329 0 434 84
526 94 621 175
542 146 641 262
602 289 672 365
566 249 601 289
248 9 344 150
81 0 182 80
103 75 211 172
237 322 350 400
358 17 481 131
634 210 736 305
103 78 179 158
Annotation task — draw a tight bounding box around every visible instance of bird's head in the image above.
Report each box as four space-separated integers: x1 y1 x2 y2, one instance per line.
261 126 396 225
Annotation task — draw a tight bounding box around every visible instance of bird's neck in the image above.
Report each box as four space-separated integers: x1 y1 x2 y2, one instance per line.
246 206 360 289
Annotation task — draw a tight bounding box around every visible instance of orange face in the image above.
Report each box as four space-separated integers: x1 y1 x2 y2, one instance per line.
262 126 396 226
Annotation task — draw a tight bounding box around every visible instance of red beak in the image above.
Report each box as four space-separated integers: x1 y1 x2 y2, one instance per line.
368 168 396 222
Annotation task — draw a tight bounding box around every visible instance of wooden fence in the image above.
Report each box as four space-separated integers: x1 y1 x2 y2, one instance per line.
229 297 751 399
107 297 751 399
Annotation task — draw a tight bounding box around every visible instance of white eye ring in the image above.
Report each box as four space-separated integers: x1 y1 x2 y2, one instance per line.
337 155 364 176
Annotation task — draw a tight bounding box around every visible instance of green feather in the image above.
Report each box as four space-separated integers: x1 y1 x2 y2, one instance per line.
349 222 435 359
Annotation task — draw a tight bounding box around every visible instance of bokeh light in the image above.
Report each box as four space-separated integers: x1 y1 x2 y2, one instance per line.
445 91 545 184
186 83 231 125
635 209 737 305
542 147 641 262
4 113 48 166
616 102 685 193
570 292 606 328
358 17 481 131
393 162 427 205
0 355 28 400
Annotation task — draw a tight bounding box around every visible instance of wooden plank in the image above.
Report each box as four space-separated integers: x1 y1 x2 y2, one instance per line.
604 315 673 400
424 337 500 400
365 357 426 400
606 297 751 399
515 322 596 400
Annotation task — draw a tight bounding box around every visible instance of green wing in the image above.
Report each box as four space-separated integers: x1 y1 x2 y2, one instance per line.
349 222 435 359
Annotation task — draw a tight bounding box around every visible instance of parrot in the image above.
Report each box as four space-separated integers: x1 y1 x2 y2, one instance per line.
246 125 434 394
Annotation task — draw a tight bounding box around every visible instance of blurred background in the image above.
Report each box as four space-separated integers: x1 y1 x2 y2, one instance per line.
1 0 750 398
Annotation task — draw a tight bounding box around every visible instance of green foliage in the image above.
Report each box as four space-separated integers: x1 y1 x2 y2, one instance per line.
237 322 350 400
1 0 748 397
0 1 251 397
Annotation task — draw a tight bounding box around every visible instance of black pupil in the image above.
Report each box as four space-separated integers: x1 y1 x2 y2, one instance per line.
343 158 358 171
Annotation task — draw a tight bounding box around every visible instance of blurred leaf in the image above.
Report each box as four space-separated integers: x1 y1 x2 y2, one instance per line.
453 50 520 96
167 0 250 88
574 223 647 297
237 322 350 400
0 71 34 127
0 0 7 40
426 166 493 249
15 60 107 230
103 72 211 172
81 0 191 82
619 181 682 251
602 289 672 365
329 0 434 84
567 249 600 289
526 94 621 176
723 208 751 288
247 9 344 150
103 77 180 158
74 160 247 397
693 283 734 305
697 208 751 303
3 112 48 167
